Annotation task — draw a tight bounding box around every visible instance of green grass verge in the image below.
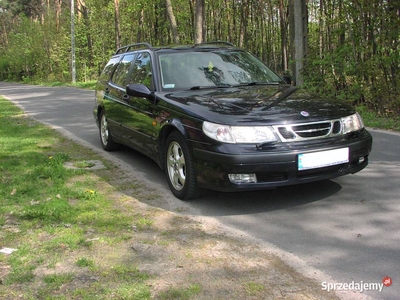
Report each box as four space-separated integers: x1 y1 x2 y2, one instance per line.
0 97 153 299
14 79 97 90
357 105 400 132
42 81 97 90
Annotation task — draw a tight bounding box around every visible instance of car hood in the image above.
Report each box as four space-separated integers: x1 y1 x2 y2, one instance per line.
162 85 355 125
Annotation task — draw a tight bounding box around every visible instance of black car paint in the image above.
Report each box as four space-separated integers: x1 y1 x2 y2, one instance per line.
94 45 372 197
162 85 354 125
192 128 371 191
95 83 372 185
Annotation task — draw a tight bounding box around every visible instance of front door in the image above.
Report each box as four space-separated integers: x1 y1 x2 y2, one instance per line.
122 51 159 155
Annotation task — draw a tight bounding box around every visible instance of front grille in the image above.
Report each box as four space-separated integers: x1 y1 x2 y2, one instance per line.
292 122 331 138
332 121 341 134
274 119 343 142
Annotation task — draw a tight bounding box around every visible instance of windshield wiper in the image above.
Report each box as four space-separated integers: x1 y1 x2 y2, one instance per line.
242 81 280 86
189 83 232 90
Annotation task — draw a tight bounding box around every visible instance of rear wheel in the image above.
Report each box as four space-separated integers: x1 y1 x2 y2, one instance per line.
165 132 203 200
99 111 119 151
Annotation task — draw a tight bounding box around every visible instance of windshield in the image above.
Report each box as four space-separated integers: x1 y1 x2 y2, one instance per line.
158 50 282 90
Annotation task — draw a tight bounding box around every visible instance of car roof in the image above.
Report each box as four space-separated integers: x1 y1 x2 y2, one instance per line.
114 41 239 55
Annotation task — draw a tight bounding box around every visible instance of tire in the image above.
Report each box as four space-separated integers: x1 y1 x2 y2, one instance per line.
165 131 203 200
99 110 119 151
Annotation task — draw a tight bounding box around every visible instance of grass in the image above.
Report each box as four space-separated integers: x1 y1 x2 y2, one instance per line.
357 105 400 132
37 80 97 90
73 160 97 168
156 284 201 300
244 281 265 296
0 97 153 298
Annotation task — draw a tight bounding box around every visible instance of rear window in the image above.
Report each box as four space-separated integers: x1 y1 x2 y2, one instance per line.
110 54 136 87
98 56 122 81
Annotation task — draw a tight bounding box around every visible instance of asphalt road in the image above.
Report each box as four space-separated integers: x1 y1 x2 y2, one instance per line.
1 82 399 300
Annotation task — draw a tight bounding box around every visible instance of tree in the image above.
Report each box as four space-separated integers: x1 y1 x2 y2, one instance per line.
289 0 308 86
279 0 289 73
165 0 179 43
0 0 398 115
113 0 121 49
194 0 205 43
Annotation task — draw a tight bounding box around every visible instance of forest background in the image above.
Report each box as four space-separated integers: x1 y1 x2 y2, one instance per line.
0 0 399 117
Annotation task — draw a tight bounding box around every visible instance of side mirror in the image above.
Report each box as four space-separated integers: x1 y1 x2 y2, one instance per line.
126 83 154 100
282 75 292 85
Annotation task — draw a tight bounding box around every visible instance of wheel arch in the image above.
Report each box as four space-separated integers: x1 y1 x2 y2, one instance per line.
158 119 190 170
97 104 105 120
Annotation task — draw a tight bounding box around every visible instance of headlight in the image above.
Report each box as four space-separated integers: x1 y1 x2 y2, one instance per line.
341 113 364 134
202 121 277 143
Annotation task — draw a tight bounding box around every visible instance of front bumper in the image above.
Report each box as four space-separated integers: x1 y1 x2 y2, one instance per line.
192 129 373 192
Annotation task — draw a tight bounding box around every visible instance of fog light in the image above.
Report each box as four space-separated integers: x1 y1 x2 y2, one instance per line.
228 173 257 184
358 157 365 164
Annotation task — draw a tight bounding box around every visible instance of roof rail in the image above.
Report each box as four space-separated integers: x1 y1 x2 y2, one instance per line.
193 41 235 48
115 43 153 54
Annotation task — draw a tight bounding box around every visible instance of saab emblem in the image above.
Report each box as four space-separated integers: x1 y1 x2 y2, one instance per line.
300 111 310 117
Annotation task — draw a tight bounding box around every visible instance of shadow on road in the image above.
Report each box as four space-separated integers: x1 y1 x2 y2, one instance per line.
188 180 342 216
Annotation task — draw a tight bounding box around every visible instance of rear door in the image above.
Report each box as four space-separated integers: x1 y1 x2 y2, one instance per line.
105 53 136 140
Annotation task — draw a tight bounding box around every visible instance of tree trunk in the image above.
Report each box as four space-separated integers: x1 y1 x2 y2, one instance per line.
77 0 94 67
279 0 289 73
55 0 62 31
165 0 180 44
194 0 205 44
289 0 308 86
137 9 144 43
238 0 248 48
114 0 121 49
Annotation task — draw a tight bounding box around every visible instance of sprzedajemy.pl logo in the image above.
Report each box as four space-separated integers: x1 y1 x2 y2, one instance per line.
322 276 392 293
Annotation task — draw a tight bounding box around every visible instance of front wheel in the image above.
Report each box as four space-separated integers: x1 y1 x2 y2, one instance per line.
165 132 203 200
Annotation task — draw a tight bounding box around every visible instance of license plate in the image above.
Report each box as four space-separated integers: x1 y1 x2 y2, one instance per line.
298 148 349 171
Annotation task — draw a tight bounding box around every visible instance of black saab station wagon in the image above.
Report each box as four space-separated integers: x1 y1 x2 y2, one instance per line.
93 42 372 200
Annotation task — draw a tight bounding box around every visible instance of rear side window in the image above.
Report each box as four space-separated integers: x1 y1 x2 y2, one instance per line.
129 52 153 90
111 54 136 87
98 56 121 81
